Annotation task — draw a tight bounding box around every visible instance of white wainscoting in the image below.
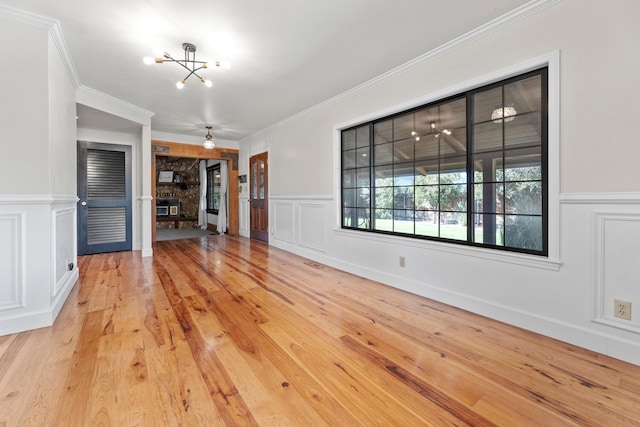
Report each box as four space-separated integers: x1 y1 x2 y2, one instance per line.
298 203 327 251
239 197 250 238
270 196 331 253
273 200 294 243
591 211 640 333
0 213 24 310
53 207 75 292
0 195 78 336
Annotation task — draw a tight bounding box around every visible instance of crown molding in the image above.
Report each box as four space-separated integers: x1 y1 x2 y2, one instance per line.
77 85 155 126
258 0 560 135
48 21 81 88
0 3 55 28
0 4 81 88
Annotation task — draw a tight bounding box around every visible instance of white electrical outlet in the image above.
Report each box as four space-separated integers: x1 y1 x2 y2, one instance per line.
399 256 406 268
614 299 632 321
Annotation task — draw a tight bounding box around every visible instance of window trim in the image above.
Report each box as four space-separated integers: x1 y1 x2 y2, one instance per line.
333 51 560 269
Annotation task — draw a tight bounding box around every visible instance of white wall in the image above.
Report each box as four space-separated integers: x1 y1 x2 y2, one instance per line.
0 19 49 194
0 17 78 335
48 36 77 195
239 1 640 365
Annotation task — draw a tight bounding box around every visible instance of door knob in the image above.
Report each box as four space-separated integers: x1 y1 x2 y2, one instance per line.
81 201 87 206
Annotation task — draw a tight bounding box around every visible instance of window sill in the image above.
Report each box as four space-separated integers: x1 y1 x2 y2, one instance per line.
334 228 562 271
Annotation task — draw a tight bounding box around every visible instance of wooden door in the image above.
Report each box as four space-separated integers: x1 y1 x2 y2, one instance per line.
249 152 268 242
77 141 132 255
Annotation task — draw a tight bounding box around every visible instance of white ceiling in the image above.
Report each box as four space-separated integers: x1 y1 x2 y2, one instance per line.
2 0 531 141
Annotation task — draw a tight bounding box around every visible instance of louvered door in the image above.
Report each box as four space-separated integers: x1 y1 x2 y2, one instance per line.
77 141 132 255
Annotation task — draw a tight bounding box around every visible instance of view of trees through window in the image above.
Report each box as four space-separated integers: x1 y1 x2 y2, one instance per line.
342 68 547 255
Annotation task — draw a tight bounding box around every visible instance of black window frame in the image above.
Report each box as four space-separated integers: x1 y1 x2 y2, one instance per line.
206 164 221 215
341 67 548 256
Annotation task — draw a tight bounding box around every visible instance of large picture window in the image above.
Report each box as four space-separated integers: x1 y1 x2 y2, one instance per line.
341 68 547 255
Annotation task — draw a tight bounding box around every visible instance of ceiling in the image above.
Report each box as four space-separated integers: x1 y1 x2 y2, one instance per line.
2 0 531 141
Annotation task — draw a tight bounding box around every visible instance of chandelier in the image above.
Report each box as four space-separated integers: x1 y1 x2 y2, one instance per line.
491 105 517 123
203 126 215 149
143 42 230 89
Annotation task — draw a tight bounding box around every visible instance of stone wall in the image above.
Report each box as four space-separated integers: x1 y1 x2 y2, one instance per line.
156 156 201 229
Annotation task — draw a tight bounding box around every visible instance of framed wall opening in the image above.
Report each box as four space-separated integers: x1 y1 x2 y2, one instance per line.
151 141 239 242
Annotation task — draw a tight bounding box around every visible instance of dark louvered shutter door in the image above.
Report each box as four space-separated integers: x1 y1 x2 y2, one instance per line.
78 142 132 254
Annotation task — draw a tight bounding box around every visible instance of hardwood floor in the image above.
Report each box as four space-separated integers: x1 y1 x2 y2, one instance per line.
1 236 640 426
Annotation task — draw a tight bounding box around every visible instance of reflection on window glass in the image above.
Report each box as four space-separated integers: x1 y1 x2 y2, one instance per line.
206 164 222 214
252 161 258 199
260 160 265 199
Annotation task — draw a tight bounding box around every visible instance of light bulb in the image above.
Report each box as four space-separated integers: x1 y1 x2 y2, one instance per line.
203 140 215 149
204 79 213 88
143 56 155 65
176 80 185 89
215 60 231 69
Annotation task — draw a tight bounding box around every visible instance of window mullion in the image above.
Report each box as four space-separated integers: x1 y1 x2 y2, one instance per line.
369 122 374 231
466 94 473 244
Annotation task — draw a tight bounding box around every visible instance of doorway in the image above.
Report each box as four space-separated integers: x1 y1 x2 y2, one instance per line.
249 152 269 242
151 141 240 242
77 141 132 255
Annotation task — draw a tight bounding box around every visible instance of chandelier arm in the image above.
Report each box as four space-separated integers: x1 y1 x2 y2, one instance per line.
161 58 208 73
181 69 202 83
168 59 195 74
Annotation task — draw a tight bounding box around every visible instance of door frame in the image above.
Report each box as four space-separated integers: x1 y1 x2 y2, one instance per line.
151 141 239 242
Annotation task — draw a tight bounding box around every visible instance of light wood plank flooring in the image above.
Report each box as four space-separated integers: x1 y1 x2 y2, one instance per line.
1 235 640 426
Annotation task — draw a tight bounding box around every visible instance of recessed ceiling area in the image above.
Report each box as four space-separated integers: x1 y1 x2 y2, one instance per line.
2 0 531 140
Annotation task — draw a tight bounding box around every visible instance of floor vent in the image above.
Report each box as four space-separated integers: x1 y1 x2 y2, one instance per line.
304 261 324 269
